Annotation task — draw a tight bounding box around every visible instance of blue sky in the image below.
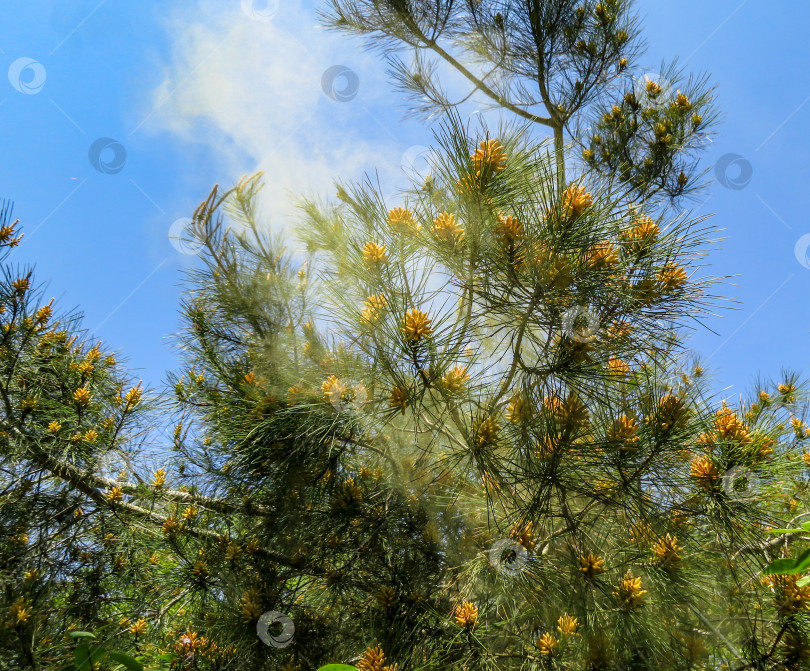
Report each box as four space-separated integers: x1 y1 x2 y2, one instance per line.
2 0 808 400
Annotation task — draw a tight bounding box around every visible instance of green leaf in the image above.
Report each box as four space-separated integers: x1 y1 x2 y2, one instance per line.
764 522 810 534
797 575 810 587
317 666 358 671
108 652 145 671
763 558 798 575
792 548 810 573
764 548 810 576
74 644 107 669
68 632 97 640
74 644 89 666
153 652 176 669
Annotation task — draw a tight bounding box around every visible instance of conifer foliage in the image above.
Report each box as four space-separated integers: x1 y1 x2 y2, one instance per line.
0 2 809 670
321 0 719 202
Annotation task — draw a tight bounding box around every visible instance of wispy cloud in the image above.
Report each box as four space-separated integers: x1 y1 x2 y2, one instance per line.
144 2 406 232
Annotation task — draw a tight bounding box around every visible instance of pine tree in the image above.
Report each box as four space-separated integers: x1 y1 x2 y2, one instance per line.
321 0 718 203
2 134 810 669
2 3 810 670
0 200 157 668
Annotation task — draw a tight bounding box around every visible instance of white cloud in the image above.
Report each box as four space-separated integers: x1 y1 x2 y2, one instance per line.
146 1 407 233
